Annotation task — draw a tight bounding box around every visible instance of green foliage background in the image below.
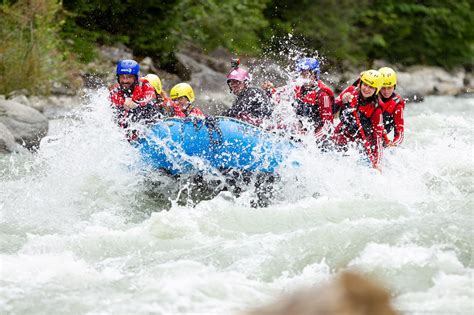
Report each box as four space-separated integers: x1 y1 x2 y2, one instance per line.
1 0 473 94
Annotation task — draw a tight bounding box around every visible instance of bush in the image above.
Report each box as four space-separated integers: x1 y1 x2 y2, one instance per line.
0 0 73 95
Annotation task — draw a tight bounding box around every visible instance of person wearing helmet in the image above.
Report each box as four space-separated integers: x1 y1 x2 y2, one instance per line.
378 67 405 147
109 59 157 128
142 73 175 118
222 59 272 126
169 83 205 118
332 70 385 170
293 57 335 142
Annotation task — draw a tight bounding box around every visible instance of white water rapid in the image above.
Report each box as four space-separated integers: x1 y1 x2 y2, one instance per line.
1 90 472 314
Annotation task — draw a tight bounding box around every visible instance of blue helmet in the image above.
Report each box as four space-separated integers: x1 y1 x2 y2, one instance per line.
116 59 140 76
296 57 320 78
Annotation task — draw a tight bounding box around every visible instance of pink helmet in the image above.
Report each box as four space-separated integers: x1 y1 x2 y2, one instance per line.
226 68 250 82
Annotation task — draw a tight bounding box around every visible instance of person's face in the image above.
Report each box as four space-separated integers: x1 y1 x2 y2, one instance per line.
118 74 136 89
360 82 376 98
380 86 395 98
175 96 189 108
228 79 246 95
300 70 316 81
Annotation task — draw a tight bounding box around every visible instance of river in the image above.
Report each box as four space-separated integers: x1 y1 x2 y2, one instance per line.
0 91 472 314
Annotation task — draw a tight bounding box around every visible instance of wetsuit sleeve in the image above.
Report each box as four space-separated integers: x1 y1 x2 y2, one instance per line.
134 83 157 108
110 89 125 106
392 104 405 146
250 88 273 118
334 86 354 116
314 91 334 139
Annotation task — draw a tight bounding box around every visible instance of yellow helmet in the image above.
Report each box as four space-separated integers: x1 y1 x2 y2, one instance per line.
360 69 383 94
378 67 397 87
144 74 162 94
170 83 195 103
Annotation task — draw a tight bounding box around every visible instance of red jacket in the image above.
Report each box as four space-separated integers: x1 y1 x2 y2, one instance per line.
109 79 157 126
332 85 384 169
294 80 335 139
379 93 405 146
171 102 205 118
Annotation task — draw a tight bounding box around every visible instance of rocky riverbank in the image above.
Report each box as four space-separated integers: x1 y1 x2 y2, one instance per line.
1 44 472 154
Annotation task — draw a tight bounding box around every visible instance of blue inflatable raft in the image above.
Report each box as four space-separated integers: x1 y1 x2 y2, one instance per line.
136 117 296 175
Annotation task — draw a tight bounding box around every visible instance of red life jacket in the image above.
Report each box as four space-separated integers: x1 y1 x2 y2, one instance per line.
170 101 205 118
379 92 405 146
110 79 156 109
380 93 405 133
293 80 335 129
109 79 156 126
333 85 384 168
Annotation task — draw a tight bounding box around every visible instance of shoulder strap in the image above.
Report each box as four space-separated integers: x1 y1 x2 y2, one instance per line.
392 95 401 104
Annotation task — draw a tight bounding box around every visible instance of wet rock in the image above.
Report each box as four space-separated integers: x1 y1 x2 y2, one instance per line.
455 91 474 98
0 122 17 154
45 96 81 119
397 66 464 98
0 100 49 150
248 58 290 88
81 73 106 90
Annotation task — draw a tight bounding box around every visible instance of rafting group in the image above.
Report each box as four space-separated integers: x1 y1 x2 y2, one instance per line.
109 58 405 172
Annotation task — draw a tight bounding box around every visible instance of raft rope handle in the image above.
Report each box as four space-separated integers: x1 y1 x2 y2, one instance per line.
205 116 223 146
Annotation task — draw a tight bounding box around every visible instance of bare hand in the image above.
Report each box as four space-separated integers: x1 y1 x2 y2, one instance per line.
342 92 354 104
124 98 138 110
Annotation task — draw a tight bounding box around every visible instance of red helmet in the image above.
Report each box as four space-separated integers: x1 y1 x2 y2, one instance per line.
226 68 250 82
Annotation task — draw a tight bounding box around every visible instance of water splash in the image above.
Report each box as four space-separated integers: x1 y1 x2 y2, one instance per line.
0 86 473 315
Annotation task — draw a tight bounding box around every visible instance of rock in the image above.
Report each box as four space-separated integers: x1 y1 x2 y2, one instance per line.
195 91 234 116
248 58 289 88
175 52 230 114
155 70 181 92
26 96 47 113
51 81 76 96
185 49 229 73
0 100 49 150
42 96 81 119
7 89 29 98
464 71 474 89
455 90 474 98
209 47 233 61
8 95 31 107
397 66 465 97
81 73 106 89
98 44 133 63
0 122 17 154
176 53 205 75
140 57 155 73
